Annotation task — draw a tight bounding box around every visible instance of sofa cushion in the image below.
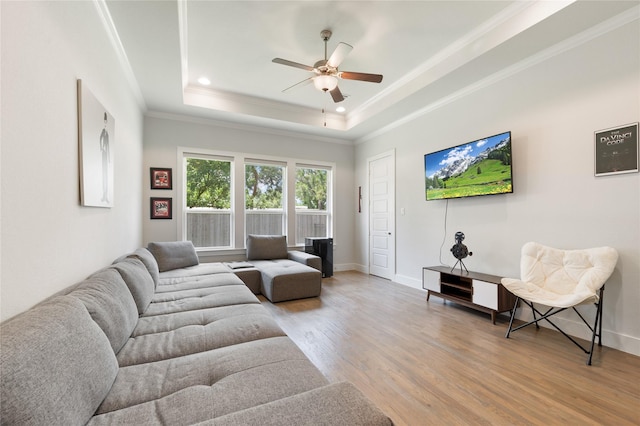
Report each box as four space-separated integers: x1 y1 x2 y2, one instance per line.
157 264 237 287
70 267 139 353
94 337 328 421
246 235 288 260
151 281 247 303
1 296 118 425
132 304 272 337
142 285 260 317
113 257 155 314
156 272 245 294
131 247 160 286
117 311 286 367
209 382 393 426
148 241 200 272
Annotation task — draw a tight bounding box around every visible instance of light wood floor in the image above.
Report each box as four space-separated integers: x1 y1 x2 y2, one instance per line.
260 271 640 426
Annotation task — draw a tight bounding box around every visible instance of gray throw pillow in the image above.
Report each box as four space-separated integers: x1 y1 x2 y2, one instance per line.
148 241 200 272
246 235 288 260
0 296 118 425
113 257 155 314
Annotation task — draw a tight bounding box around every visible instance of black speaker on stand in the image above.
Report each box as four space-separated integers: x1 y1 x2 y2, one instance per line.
304 237 333 278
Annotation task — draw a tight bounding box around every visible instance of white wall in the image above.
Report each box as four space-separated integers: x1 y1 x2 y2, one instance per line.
0 1 144 321
355 20 639 355
142 114 356 267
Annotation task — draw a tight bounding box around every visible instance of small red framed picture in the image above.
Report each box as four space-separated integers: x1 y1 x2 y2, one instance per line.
150 197 172 219
150 167 172 190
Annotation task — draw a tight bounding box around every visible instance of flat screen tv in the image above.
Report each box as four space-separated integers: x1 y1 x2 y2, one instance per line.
424 131 512 201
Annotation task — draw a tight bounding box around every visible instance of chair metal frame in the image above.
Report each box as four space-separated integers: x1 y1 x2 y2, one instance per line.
505 286 605 365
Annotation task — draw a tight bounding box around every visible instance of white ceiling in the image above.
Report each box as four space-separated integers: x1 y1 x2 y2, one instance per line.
103 1 638 142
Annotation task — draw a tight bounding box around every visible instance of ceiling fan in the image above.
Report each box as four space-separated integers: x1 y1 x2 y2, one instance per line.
272 29 383 103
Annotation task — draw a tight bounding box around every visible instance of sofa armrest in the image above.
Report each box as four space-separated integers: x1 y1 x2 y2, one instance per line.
288 251 322 272
201 382 393 426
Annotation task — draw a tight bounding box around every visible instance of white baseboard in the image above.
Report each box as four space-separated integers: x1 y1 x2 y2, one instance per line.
334 263 368 274
394 274 423 290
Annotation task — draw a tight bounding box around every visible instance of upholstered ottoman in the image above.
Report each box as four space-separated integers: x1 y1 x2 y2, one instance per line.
251 259 322 302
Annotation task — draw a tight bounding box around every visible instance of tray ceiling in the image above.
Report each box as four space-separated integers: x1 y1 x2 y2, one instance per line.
103 1 638 142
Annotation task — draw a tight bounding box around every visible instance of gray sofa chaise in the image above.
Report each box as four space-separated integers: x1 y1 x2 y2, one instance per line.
1 241 392 425
234 234 323 302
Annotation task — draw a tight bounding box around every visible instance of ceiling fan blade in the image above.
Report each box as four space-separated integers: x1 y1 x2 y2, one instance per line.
339 71 383 83
272 58 314 72
327 42 353 68
282 77 313 92
329 86 344 103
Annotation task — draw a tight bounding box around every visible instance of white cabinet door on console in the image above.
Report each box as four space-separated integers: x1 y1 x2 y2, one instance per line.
473 280 498 310
422 269 440 292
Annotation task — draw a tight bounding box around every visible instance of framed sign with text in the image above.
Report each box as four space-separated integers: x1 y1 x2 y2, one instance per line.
595 123 638 176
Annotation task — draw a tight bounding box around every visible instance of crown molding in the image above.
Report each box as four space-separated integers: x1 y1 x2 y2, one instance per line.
93 0 147 111
348 1 575 131
145 110 354 146
356 4 639 144
177 0 189 90
182 85 348 131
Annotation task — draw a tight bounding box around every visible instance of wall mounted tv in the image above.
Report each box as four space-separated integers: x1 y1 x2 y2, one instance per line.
424 131 512 201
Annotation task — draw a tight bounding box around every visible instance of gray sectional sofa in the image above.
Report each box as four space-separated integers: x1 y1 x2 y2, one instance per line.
1 240 392 425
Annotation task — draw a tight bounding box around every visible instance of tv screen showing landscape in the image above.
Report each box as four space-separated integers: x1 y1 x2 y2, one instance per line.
424 131 512 201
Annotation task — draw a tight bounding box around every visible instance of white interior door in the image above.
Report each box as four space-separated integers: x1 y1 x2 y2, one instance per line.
368 151 395 280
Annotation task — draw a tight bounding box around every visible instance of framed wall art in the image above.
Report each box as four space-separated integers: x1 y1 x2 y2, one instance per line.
150 167 172 189
595 122 638 176
77 79 115 207
150 197 172 219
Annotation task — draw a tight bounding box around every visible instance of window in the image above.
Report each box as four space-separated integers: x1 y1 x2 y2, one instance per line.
184 156 232 248
245 162 285 236
180 148 333 250
295 166 330 245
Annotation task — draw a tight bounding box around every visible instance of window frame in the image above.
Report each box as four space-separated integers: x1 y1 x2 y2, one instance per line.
177 147 334 254
244 159 287 238
294 164 332 245
180 152 235 250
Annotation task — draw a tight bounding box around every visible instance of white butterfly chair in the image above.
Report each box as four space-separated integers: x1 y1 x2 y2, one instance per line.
502 242 618 365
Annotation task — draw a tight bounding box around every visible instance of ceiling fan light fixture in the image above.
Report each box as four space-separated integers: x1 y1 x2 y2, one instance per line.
273 29 382 104
313 75 338 92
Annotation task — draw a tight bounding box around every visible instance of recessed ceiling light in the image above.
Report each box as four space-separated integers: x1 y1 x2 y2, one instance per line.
197 77 211 86
336 106 346 113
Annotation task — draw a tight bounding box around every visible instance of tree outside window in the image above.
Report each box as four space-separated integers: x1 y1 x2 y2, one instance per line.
295 167 329 244
185 157 232 248
245 164 284 236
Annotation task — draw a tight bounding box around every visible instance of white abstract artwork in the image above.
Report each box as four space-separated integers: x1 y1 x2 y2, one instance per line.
77 79 115 207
